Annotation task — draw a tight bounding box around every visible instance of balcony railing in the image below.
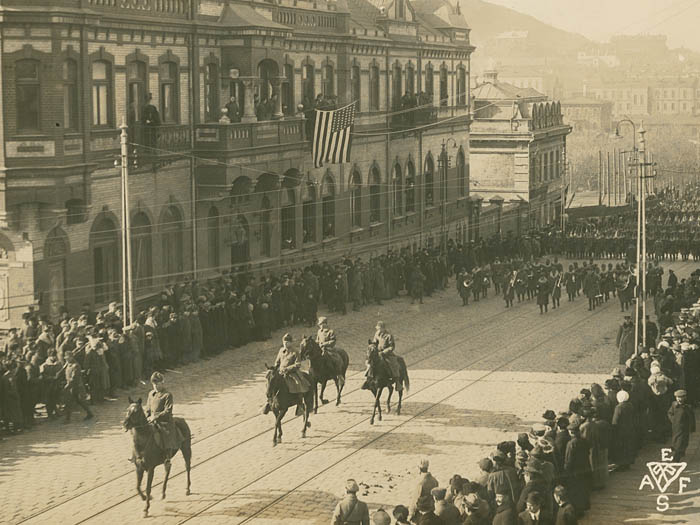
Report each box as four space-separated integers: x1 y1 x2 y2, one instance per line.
85 0 191 18
390 106 438 130
131 124 191 168
194 118 307 152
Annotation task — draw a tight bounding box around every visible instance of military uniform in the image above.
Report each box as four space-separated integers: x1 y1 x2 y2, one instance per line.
274 345 311 394
316 326 337 352
147 387 182 451
373 330 400 379
331 493 370 525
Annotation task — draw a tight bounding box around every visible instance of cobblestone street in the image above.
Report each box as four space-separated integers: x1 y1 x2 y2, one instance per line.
4 259 699 525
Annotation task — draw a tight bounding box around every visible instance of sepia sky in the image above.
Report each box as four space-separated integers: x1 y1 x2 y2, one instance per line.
486 0 700 50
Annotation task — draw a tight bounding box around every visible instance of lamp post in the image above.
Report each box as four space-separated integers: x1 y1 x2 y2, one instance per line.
440 137 458 250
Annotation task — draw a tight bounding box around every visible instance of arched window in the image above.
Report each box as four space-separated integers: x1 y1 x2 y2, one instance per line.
351 65 361 111
159 61 179 123
439 66 448 106
322 64 334 98
261 196 272 257
302 181 316 243
350 171 362 227
392 63 402 109
161 206 184 281
322 174 336 239
91 215 120 304
425 155 435 207
283 63 294 116
369 65 380 111
406 63 415 95
457 67 467 106
425 63 434 100
303 64 315 103
127 59 147 124
393 164 403 216
281 182 296 250
207 206 219 269
63 59 79 131
131 212 152 290
205 61 219 122
92 60 112 127
16 59 40 132
405 161 416 213
370 167 381 223
457 149 466 197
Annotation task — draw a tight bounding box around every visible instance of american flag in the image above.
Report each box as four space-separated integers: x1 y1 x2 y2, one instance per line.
312 101 356 168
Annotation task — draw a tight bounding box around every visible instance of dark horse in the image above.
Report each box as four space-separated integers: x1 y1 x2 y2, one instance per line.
265 364 314 446
123 397 192 517
364 341 410 425
299 336 350 412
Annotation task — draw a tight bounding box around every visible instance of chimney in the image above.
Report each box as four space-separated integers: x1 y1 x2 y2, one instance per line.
484 70 498 83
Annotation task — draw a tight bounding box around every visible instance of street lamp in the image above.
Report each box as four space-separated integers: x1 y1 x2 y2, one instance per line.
439 137 458 249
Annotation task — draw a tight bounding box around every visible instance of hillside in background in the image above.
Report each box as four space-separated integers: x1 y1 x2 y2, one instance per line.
460 0 592 66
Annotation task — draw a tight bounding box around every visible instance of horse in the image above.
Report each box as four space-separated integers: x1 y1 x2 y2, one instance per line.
264 364 314 446
364 341 410 425
122 397 192 517
299 336 349 412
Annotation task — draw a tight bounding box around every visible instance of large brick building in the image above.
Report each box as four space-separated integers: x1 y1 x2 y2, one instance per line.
0 0 484 326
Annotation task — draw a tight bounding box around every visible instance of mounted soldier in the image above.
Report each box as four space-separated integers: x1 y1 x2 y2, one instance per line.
316 316 337 355
371 321 401 381
263 333 312 415
146 372 184 468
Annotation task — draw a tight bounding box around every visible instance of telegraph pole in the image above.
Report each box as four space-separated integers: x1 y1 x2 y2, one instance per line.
119 120 134 326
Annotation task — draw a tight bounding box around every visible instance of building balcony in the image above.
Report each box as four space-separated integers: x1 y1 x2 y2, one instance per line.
131 124 191 168
194 118 307 154
390 107 438 130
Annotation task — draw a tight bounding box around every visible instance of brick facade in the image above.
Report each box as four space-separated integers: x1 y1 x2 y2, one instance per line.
0 0 477 325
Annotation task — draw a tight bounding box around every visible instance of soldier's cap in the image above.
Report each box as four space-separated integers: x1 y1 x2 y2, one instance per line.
317 316 328 326
345 479 359 493
430 487 447 500
542 409 556 421
675 389 688 398
416 495 434 512
150 371 165 384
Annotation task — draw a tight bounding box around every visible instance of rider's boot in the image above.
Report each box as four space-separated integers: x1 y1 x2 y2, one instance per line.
262 401 271 414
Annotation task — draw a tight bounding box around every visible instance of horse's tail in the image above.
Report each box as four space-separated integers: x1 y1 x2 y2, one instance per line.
339 348 350 377
398 357 410 392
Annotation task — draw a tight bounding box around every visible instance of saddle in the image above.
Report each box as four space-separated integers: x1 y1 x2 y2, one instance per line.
150 419 184 454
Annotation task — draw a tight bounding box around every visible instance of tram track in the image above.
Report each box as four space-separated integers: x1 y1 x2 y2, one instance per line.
70 291 611 524
17 286 526 524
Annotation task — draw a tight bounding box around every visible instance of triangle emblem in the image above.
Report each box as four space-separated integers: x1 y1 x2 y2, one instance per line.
646 461 687 493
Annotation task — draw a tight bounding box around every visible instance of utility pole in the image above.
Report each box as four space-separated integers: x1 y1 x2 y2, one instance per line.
119 121 134 326
598 150 603 206
605 151 610 208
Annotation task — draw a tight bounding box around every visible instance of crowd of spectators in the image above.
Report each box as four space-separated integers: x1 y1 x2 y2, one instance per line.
337 304 698 524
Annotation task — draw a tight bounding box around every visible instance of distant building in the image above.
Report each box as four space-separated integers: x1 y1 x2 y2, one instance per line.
585 81 652 117
651 78 698 115
561 97 613 132
494 68 563 100
470 71 572 227
576 51 620 69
